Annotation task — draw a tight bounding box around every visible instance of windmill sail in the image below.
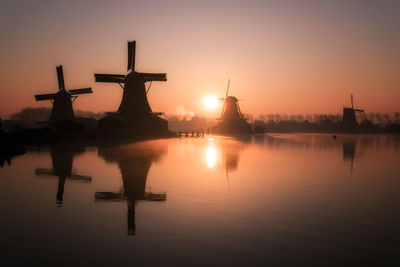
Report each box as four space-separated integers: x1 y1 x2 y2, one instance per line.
139 73 167 81
35 93 58 101
95 74 125 83
127 41 136 71
69 88 93 95
56 65 65 90
220 79 230 119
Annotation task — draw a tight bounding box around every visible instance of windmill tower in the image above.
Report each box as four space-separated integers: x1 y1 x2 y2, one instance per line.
219 80 245 120
343 94 364 128
215 80 252 134
34 65 92 122
95 41 167 121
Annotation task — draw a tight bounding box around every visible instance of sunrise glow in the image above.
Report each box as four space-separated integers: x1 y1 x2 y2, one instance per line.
203 96 219 110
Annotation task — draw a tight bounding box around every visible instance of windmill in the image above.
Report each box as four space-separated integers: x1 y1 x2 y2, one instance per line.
214 80 252 134
34 65 92 122
94 41 167 119
343 94 364 128
219 80 245 120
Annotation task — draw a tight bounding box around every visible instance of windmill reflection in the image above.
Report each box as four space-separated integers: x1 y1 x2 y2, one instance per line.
343 140 357 173
35 145 91 207
95 143 167 235
205 137 247 189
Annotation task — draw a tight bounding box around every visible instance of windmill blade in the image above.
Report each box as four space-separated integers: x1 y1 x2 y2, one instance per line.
95 191 126 202
95 74 125 83
127 41 136 71
220 101 226 119
226 79 230 98
69 174 92 181
142 192 167 201
350 94 354 109
56 65 65 90
69 88 93 95
150 112 164 116
220 79 230 118
138 72 167 81
35 93 58 101
35 168 55 176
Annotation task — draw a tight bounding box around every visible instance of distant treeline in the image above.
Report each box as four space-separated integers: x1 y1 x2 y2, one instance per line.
253 113 400 125
252 113 400 133
3 108 400 133
165 112 400 133
8 107 105 122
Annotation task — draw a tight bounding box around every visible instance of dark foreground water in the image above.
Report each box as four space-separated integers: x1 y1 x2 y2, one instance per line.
1 134 399 266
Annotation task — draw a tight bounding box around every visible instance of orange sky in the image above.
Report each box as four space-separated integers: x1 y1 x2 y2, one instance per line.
0 0 399 119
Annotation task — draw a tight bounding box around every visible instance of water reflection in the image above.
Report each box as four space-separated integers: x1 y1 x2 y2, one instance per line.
0 156 11 167
205 136 247 173
35 145 91 207
0 148 25 167
342 140 356 173
206 144 217 168
95 142 167 235
1 135 400 265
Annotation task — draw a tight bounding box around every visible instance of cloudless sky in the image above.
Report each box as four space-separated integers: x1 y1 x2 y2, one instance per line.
0 0 399 118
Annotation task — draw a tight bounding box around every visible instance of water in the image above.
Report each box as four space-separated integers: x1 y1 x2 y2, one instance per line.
1 134 399 266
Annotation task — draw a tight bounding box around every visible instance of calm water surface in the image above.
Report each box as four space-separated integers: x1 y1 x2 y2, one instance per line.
1 134 399 266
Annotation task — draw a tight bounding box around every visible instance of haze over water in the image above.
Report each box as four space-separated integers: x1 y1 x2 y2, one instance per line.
1 134 399 266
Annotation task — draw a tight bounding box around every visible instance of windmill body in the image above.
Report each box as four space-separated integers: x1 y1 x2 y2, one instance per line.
221 96 243 120
343 94 364 128
214 81 252 134
35 65 92 123
48 90 75 122
95 41 168 133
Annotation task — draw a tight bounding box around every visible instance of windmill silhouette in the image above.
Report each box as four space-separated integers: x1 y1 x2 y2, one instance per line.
34 65 92 123
343 94 364 128
214 80 252 134
94 41 168 132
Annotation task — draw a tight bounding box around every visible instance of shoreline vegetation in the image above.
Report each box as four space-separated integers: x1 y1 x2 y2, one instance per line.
1 107 400 134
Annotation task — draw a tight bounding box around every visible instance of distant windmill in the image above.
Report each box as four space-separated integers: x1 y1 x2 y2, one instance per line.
214 80 252 134
34 65 92 122
95 41 167 118
219 79 245 120
343 94 364 128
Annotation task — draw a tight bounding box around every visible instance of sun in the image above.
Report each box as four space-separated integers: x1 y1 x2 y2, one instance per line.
203 96 219 110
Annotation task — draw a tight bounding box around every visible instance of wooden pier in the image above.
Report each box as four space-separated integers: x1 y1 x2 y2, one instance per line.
176 129 210 137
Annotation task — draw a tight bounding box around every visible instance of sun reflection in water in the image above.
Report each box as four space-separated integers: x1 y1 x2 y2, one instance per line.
206 145 217 168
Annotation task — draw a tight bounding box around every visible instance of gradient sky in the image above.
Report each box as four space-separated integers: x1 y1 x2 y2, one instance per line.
0 0 399 118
